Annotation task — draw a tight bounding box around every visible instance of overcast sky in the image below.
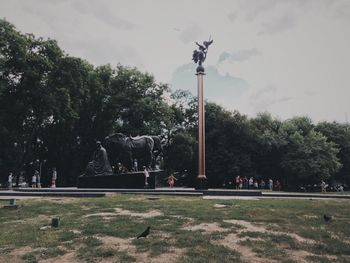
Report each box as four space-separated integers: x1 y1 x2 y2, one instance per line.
1 0 350 122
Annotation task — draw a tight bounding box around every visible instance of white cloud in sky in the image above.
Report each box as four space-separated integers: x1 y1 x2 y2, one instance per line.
178 24 203 44
258 13 296 35
0 0 350 122
218 49 261 64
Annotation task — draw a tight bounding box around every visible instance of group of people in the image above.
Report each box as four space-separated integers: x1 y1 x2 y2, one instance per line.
223 176 281 191
31 168 57 188
6 168 57 188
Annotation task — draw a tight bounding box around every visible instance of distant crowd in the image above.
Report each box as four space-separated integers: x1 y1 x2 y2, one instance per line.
223 176 282 191
5 168 57 189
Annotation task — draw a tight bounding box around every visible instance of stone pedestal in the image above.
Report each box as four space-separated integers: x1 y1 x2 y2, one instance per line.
195 176 208 190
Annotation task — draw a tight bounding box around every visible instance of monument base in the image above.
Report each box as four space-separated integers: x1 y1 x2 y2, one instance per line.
195 176 208 190
77 170 164 189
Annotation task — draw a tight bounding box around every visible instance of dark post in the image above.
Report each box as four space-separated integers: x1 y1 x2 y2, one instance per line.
192 37 213 189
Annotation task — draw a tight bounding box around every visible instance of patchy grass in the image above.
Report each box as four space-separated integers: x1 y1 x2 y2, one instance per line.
0 195 350 262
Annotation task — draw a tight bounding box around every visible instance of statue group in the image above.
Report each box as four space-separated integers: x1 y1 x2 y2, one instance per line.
84 133 162 176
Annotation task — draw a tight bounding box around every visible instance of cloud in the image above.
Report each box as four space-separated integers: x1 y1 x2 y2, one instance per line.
239 0 280 21
334 2 350 20
258 13 296 35
278 96 293 103
238 0 335 22
218 49 261 64
304 91 317 96
171 63 249 107
250 85 277 100
227 12 238 22
178 24 202 44
71 1 135 30
248 85 293 113
72 37 143 68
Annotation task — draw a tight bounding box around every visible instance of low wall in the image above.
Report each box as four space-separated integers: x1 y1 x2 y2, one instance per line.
77 170 164 189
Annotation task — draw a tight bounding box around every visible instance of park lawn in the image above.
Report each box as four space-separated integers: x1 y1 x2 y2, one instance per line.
0 195 349 263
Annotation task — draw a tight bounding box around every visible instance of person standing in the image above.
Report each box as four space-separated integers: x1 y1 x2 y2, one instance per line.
143 166 150 188
275 180 281 191
269 178 273 191
321 180 327 193
117 163 123 174
8 172 13 189
235 175 241 189
243 176 248 189
51 168 57 188
167 174 177 188
254 180 258 189
31 172 37 188
249 177 254 189
133 159 138 171
239 177 243 190
35 170 41 188
260 179 266 189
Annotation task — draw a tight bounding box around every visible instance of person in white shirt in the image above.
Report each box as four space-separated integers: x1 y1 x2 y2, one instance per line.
51 168 57 188
31 173 37 188
143 166 150 187
8 172 13 188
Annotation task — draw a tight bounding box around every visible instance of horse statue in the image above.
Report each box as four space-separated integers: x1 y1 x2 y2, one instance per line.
105 133 161 171
150 135 163 160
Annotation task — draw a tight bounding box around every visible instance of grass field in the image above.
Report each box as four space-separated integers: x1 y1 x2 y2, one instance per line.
0 195 350 263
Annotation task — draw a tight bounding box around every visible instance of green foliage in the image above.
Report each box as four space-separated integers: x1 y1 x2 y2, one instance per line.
316 122 350 184
205 102 256 186
280 119 341 187
0 19 174 185
163 131 196 184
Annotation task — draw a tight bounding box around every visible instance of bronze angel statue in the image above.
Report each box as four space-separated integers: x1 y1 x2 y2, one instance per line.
192 36 214 66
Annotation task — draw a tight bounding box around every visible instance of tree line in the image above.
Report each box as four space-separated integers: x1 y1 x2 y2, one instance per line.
1 19 349 189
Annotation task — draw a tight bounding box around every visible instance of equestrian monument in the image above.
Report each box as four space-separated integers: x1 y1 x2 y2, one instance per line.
77 133 163 189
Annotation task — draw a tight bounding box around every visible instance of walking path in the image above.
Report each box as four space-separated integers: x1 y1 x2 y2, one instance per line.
0 187 349 199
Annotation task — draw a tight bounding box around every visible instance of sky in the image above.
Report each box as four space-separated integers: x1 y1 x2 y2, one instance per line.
1 0 350 123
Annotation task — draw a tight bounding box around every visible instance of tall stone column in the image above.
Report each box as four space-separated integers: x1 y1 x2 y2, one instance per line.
192 37 213 190
196 70 206 180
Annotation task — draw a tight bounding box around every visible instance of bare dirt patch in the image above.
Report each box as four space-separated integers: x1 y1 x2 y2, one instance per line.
96 234 185 263
71 229 82 235
84 212 118 218
180 218 320 262
183 222 230 233
114 207 163 218
223 219 315 244
215 233 275 263
96 235 132 251
0 255 24 263
83 208 163 220
287 250 314 263
223 219 267 233
213 204 227 208
170 215 194 222
32 197 80 204
9 245 32 256
302 214 318 219
40 251 83 263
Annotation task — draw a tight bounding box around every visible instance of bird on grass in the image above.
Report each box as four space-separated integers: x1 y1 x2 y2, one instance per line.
137 226 151 239
323 214 332 222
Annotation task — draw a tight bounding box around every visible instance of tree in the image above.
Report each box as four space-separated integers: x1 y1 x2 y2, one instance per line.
316 122 350 185
0 19 66 183
279 119 341 188
163 131 196 185
249 113 285 182
205 102 255 187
